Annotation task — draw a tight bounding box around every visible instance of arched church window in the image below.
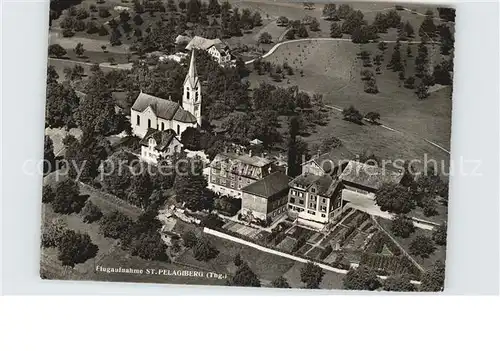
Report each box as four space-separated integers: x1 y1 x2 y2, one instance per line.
186 87 190 100
177 125 180 135
148 119 151 129
136 115 140 126
195 92 199 101
161 122 165 130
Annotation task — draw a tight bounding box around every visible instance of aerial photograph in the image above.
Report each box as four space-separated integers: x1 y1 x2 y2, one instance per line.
41 0 455 292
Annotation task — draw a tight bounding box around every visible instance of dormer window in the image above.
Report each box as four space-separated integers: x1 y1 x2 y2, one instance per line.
311 187 316 193
148 138 156 147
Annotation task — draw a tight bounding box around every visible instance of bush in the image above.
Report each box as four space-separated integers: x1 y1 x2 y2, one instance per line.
99 211 134 239
214 196 241 217
391 215 415 238
58 230 98 267
432 223 447 246
343 265 381 291
48 44 67 58
98 7 111 18
383 274 415 291
193 237 219 261
42 185 55 203
182 231 198 248
81 201 103 223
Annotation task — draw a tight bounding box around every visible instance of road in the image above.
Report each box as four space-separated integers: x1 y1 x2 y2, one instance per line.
48 57 133 71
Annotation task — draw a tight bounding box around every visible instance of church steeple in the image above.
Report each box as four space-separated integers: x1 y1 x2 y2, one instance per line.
182 51 202 126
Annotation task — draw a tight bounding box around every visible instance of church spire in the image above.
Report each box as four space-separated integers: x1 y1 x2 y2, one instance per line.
184 50 199 88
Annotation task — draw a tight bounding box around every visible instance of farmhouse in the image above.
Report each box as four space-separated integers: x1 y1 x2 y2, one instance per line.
241 172 290 223
185 36 232 66
139 129 182 165
208 151 275 198
130 51 202 139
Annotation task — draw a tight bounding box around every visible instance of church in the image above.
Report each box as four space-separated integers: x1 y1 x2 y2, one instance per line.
130 52 202 164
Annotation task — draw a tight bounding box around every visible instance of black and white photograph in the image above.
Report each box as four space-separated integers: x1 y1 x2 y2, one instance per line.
40 0 456 292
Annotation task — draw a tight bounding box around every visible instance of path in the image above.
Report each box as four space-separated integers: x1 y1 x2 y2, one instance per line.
244 37 423 64
323 103 450 154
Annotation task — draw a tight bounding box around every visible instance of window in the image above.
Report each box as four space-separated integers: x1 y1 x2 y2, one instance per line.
308 210 316 215
298 192 304 198
161 122 165 130
186 88 190 100
322 198 327 204
310 195 316 201
299 200 304 205
177 125 180 135
148 119 151 129
321 214 326 218
136 115 140 126
321 206 327 212
291 190 296 196
311 188 316 193
290 198 295 204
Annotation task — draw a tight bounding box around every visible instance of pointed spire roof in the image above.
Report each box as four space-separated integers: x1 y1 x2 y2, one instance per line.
184 51 199 88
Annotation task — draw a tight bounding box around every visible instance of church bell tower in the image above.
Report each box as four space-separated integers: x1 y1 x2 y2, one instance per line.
182 51 202 126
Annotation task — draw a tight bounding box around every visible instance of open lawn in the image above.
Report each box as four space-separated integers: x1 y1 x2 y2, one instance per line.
249 38 452 173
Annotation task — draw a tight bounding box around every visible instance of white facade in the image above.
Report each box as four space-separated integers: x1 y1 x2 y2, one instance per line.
140 135 183 165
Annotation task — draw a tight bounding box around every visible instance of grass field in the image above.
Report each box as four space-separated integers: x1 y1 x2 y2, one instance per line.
378 217 447 271
249 38 452 173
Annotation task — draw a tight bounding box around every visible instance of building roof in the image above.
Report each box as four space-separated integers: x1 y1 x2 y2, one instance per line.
305 146 354 173
185 36 222 51
210 152 273 179
140 128 179 151
131 92 197 124
340 161 404 191
242 172 290 198
289 173 339 197
175 35 192 44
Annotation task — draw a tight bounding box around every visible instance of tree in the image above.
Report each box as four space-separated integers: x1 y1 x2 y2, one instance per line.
133 13 144 26
342 105 363 124
193 237 219 261
365 111 380 124
42 185 55 203
57 230 98 267
46 65 59 84
437 7 455 22
98 7 111 18
233 253 242 267
432 223 447 246
322 3 337 20
343 265 381 291
229 262 261 287
52 179 82 214
404 76 416 89
415 82 430 100
296 24 309 38
258 32 272 44
180 127 203 150
285 29 295 40
410 235 436 261
300 262 324 289
391 214 416 238
98 25 109 36
208 0 221 16
110 28 122 46
74 42 85 57
133 0 145 13
309 17 320 31
387 41 403 71
43 135 55 175
45 81 79 127
287 116 301 177
48 44 67 58
99 211 134 240
375 183 415 214
174 161 214 212
341 10 366 35
182 231 198 248
377 41 387 52
419 10 437 39
364 77 379 94
420 260 445 292
433 63 452 85
330 22 342 38
337 4 353 19
383 274 415 292
81 200 103 223
272 276 291 288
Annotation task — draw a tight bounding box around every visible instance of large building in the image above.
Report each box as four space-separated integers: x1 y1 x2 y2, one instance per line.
185 36 232 66
241 172 290 223
208 152 274 198
130 51 202 139
288 147 352 224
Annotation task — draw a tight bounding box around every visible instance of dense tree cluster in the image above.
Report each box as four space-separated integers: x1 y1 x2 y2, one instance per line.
81 200 103 223
229 262 261 287
300 262 325 289
383 274 415 292
51 179 84 214
391 214 416 238
343 265 381 291
376 183 416 214
409 235 436 261
420 260 445 291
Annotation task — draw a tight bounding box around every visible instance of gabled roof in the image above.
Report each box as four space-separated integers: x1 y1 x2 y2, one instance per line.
140 128 179 151
210 152 273 179
289 173 339 197
340 161 404 191
185 36 222 51
305 146 354 173
131 92 197 123
242 172 290 198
